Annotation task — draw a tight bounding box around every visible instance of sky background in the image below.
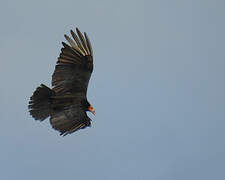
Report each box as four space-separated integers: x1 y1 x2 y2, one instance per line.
0 0 225 179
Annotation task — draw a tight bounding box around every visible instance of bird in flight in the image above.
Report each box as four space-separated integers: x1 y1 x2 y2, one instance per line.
28 28 95 136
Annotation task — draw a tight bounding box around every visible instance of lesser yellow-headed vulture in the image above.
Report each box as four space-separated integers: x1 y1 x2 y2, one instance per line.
28 28 95 136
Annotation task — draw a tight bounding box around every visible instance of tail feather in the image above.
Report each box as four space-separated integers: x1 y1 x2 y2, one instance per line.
29 84 55 121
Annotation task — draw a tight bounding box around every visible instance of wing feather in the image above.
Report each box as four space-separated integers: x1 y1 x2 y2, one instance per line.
64 34 85 56
84 32 93 56
50 104 91 136
71 30 87 55
52 28 93 95
76 28 89 55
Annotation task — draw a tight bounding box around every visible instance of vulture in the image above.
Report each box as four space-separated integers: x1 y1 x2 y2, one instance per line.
28 28 95 136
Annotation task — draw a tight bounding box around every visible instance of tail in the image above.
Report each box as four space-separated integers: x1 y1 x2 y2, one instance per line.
28 84 55 121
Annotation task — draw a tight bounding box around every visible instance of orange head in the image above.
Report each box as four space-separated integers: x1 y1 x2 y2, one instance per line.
88 105 96 115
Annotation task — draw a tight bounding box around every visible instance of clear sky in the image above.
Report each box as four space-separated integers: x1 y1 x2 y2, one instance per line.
1 0 225 179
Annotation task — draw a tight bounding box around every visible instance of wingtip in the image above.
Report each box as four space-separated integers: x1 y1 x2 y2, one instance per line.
76 27 80 32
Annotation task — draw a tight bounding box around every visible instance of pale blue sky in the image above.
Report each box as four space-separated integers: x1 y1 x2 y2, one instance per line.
0 0 225 179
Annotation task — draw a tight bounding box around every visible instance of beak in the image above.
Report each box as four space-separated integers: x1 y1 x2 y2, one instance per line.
88 106 96 115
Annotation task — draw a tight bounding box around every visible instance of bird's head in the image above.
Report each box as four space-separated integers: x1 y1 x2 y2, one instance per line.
82 99 96 115
88 105 96 115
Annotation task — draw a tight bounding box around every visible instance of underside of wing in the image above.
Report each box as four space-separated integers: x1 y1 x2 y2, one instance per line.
50 104 91 136
52 28 93 95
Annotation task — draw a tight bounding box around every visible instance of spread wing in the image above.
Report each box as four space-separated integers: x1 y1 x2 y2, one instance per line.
50 104 91 136
52 28 93 95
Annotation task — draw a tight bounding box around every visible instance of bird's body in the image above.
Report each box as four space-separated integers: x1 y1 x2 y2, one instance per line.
28 28 95 136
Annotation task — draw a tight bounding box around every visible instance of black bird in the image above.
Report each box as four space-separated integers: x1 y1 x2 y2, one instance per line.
28 28 95 136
